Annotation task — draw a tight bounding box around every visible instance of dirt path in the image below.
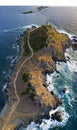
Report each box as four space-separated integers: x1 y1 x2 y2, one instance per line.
2 31 33 130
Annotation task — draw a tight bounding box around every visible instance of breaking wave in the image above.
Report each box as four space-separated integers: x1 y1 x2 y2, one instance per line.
0 24 39 33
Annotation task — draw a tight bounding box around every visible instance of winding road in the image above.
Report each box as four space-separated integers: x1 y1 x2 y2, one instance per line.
2 30 33 130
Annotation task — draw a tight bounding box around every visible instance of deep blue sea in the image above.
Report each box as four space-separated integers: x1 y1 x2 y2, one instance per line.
0 6 77 130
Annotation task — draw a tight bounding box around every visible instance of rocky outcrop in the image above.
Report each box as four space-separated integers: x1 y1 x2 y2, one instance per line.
38 55 56 73
72 43 77 50
62 88 67 93
52 111 63 122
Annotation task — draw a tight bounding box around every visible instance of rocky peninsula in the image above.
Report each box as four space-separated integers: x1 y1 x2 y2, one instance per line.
0 24 71 130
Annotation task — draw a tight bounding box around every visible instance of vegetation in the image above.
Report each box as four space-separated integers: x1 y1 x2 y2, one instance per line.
22 11 33 14
24 35 31 56
21 87 30 95
23 24 69 60
29 25 48 52
21 83 36 101
22 73 29 83
29 93 36 101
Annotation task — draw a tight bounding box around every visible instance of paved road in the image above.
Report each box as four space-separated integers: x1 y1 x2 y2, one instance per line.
2 31 33 130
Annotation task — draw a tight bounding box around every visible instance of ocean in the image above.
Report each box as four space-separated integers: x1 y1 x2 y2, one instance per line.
0 6 77 130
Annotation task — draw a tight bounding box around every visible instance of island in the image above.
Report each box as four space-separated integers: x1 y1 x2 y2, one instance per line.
22 11 34 14
1 24 71 130
37 6 49 11
22 6 49 15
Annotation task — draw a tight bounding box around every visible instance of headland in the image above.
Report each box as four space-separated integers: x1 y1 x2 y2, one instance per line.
0 24 71 130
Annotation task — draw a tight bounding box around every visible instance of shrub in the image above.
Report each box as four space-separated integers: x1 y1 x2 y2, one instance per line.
22 73 29 83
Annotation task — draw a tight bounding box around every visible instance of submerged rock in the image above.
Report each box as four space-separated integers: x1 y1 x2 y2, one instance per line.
62 88 67 93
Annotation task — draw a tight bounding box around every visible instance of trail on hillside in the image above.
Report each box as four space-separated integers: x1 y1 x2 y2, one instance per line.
2 30 33 130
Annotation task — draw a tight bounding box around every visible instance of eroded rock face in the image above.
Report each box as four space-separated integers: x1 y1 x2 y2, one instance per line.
52 111 63 122
51 95 62 109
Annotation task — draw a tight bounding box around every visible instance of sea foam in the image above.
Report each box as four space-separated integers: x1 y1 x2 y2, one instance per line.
40 106 69 130
0 24 39 33
26 106 69 130
46 72 59 94
65 48 77 73
2 83 8 93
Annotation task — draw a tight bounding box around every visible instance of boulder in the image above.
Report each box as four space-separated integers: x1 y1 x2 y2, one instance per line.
62 88 67 93
32 26 37 29
52 111 63 122
34 116 42 124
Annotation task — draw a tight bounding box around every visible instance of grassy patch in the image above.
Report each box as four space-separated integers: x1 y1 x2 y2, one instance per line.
22 73 29 83
29 93 36 101
24 35 31 56
21 87 30 95
21 83 36 101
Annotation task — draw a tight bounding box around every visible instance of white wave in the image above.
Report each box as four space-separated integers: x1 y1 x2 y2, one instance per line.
0 24 39 33
11 56 18 64
46 72 59 93
40 106 69 130
17 45 19 52
12 43 20 52
65 48 77 73
2 83 8 92
18 24 39 30
56 61 67 72
27 106 69 130
6 55 14 60
12 44 16 49
6 55 18 63
46 74 54 92
66 95 73 107
27 122 39 130
67 60 77 72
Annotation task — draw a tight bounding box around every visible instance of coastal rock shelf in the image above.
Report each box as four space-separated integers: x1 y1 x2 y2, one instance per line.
1 24 72 130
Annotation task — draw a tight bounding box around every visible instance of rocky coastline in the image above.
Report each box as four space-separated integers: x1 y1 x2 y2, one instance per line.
0 24 72 130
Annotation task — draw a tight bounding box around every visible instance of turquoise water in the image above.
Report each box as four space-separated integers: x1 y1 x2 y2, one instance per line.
0 6 77 130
